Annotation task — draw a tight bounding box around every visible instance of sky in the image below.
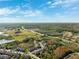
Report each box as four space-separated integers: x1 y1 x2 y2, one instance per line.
0 0 79 23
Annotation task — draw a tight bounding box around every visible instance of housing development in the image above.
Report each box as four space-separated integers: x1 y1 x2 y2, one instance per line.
0 23 79 59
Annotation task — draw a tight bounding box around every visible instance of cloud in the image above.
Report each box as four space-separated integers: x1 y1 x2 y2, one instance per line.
0 6 43 17
0 15 51 23
48 0 79 8
0 8 19 16
38 0 79 10
51 12 79 23
0 17 28 23
22 10 43 17
47 1 52 4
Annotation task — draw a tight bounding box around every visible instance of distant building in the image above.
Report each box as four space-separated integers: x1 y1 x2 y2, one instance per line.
0 55 10 59
0 39 15 45
29 47 38 52
0 32 4 35
0 32 9 36
63 31 73 39
16 47 25 52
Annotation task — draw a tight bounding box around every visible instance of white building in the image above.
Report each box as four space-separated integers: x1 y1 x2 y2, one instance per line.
0 32 9 36
0 39 15 44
